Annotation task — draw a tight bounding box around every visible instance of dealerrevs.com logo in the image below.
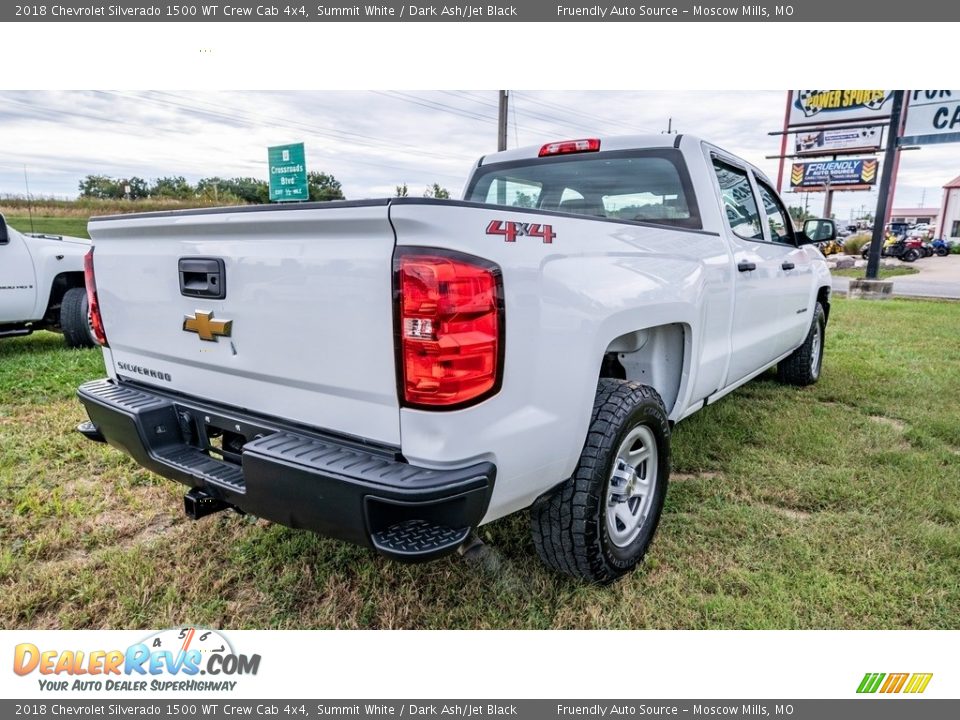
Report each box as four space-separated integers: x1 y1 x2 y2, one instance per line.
13 628 261 693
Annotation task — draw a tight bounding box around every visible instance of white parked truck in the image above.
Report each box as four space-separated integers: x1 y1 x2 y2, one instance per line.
77 135 835 582
0 214 95 348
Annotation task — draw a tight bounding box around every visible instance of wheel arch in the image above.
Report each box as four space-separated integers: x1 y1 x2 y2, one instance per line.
43 271 86 325
600 322 689 419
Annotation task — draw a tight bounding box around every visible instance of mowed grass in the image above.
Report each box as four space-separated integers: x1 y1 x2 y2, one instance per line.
1 299 958 629
6 215 90 239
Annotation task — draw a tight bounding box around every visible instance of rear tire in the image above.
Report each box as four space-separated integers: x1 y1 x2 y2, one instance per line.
530 380 671 584
60 287 95 349
777 302 826 386
902 248 920 262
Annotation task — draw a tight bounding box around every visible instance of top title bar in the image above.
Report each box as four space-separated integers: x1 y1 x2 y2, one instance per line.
5 0 960 22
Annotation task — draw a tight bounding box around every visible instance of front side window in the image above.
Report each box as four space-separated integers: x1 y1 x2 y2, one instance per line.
757 181 795 245
466 150 701 230
712 159 763 241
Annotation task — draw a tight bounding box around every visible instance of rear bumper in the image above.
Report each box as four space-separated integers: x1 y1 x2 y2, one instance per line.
77 379 495 561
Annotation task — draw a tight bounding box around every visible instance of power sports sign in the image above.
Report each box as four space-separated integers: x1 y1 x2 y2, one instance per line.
901 91 960 146
789 158 878 191
788 90 895 127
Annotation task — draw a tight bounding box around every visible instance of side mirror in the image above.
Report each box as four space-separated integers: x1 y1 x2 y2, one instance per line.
0 214 8 245
800 218 836 245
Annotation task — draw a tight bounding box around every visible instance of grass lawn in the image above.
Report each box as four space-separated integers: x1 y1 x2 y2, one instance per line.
832 266 920 280
1 298 958 629
6 215 90 239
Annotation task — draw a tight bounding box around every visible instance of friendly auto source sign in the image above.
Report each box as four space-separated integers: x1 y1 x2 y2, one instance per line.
268 142 308 202
790 158 878 190
788 90 894 127
794 126 881 155
901 90 960 146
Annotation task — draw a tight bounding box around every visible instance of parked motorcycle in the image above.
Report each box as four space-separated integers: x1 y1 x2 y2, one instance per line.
931 238 951 257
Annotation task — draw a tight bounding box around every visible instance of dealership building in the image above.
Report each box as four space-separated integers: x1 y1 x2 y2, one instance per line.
890 207 940 226
938 175 960 240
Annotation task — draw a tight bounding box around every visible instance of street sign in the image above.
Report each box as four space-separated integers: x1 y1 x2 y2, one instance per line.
794 126 882 156
790 158 879 191
901 90 960 146
267 143 308 202
788 90 894 127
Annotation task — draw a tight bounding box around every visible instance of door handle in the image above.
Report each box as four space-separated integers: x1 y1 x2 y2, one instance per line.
781 262 795 270
737 261 757 272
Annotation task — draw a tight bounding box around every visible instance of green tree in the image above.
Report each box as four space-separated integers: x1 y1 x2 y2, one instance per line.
78 175 122 199
395 183 409 197
307 171 345 201
151 176 194 199
514 191 535 209
423 183 450 199
221 177 269 204
788 205 812 223
123 177 149 199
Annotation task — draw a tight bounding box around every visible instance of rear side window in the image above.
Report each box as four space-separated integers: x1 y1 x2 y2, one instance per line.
466 149 701 230
712 159 763 241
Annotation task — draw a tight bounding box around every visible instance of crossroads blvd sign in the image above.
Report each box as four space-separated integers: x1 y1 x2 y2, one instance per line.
268 143 308 202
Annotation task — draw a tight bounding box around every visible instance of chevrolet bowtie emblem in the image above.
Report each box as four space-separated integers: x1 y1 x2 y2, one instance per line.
183 310 232 342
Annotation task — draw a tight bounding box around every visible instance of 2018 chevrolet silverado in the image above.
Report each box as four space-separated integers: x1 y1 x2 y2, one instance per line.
1 214 95 347
76 135 834 582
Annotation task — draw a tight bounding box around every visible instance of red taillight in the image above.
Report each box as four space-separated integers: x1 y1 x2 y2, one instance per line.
83 248 108 347
396 250 503 408
538 138 601 157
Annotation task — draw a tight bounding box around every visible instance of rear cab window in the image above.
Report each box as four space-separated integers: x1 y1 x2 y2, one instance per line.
466 149 702 230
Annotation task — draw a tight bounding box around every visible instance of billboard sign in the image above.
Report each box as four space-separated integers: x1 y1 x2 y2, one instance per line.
901 90 960 146
790 158 879 191
268 142 308 202
788 90 894 127
794 126 882 155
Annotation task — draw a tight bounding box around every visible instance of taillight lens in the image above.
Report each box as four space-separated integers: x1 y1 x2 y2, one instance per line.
538 138 601 157
83 248 108 347
396 250 503 408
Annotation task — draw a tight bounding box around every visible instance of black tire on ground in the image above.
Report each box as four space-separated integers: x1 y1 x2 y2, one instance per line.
777 302 826 386
936 247 949 257
902 248 920 262
60 287 95 349
530 379 671 584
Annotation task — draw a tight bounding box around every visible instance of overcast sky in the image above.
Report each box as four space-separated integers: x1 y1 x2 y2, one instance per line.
1 90 958 221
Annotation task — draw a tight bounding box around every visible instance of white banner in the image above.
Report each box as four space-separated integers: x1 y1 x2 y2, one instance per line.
902 90 960 145
795 126 882 155
2 630 958 700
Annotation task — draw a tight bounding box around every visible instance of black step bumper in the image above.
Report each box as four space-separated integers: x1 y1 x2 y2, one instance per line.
77 379 494 561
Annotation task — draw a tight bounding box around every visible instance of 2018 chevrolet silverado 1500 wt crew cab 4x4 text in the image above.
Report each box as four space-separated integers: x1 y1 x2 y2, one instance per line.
0 214 95 348
76 135 835 583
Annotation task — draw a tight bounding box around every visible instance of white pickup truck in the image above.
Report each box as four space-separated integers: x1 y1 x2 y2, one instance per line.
1 215 95 347
77 135 834 583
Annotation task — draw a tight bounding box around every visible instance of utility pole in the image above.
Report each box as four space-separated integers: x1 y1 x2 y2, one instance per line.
497 90 509 152
866 90 906 281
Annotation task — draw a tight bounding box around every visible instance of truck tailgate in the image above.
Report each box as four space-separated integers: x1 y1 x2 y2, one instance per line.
88 202 401 446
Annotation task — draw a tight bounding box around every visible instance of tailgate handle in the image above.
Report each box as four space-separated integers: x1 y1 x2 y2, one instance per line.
179 258 226 300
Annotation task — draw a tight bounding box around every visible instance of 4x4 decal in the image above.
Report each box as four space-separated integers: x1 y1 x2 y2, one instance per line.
486 220 556 244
